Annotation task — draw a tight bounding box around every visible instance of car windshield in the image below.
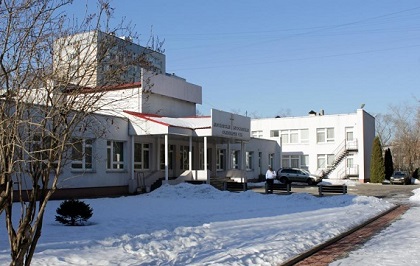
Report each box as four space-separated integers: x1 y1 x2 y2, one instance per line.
393 172 405 177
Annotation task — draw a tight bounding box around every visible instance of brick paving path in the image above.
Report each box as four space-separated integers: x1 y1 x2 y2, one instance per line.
281 204 410 266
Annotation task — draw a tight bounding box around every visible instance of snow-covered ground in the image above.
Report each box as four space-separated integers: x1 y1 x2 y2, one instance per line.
0 182 418 266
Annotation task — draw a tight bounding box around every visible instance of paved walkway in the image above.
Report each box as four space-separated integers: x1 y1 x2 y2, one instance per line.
281 204 410 266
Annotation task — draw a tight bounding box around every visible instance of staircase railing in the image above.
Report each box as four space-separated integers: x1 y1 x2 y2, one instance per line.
322 139 358 178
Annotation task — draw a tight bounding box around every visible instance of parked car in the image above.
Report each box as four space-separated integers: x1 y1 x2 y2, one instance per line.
390 171 411 185
276 168 321 185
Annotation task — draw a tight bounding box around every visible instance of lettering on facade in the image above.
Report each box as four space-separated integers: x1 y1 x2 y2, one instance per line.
211 109 251 140
212 122 250 138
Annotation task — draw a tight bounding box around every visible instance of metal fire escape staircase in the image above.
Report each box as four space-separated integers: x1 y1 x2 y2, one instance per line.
321 139 358 179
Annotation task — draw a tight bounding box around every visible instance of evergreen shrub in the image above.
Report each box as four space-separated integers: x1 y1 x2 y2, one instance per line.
55 199 93 226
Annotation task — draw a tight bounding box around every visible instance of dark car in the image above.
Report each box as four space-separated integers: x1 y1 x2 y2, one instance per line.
276 168 321 185
390 171 411 185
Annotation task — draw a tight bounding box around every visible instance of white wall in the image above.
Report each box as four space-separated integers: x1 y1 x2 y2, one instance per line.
58 114 132 189
251 109 375 182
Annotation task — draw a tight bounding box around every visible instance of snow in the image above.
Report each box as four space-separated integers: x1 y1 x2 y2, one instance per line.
0 182 418 265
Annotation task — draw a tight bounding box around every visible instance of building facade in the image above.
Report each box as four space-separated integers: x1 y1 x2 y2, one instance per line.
15 30 280 199
15 30 376 200
251 109 376 182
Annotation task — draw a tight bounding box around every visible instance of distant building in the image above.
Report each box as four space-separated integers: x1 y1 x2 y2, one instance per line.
53 30 166 88
251 109 375 183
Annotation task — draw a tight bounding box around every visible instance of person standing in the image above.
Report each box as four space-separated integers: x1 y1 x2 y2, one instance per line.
266 166 276 194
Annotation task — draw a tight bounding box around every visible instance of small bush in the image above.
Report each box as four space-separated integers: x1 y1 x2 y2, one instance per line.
55 199 93 226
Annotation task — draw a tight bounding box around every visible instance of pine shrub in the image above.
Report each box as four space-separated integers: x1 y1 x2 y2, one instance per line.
55 199 93 226
370 136 385 183
384 148 394 180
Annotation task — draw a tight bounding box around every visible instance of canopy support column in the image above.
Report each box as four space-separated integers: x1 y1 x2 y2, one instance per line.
204 136 208 183
164 134 169 183
189 136 192 172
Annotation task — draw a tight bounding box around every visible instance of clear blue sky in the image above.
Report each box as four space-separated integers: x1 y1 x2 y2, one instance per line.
69 1 420 118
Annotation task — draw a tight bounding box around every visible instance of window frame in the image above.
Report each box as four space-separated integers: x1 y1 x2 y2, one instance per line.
71 138 93 171
107 140 125 170
134 143 151 170
216 148 225 171
317 128 335 143
246 151 254 171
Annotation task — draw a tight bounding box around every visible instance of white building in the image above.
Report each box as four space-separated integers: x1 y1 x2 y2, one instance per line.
251 109 376 183
15 30 375 199
17 30 280 199
53 30 166 88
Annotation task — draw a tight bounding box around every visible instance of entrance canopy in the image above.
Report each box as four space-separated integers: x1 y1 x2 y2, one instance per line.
123 109 251 140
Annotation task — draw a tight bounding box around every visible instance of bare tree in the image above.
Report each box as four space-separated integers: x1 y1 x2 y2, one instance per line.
387 101 420 173
0 1 160 265
375 113 394 148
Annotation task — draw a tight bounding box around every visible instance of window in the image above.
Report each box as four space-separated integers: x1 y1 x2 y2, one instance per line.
290 130 299 144
301 155 309 169
280 129 309 144
216 149 225 171
281 130 289 144
232 150 239 169
346 127 354 141
300 129 309 143
107 141 124 170
317 154 335 169
269 153 275 169
346 157 354 167
252 130 263 138
317 128 335 143
246 151 254 170
160 144 174 170
71 139 93 170
31 135 58 168
270 130 279 137
180 145 190 170
134 143 150 170
282 154 309 169
199 147 212 169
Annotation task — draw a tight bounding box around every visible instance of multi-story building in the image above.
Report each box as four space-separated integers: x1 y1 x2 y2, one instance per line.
251 109 376 183
53 30 165 88
15 30 376 200
14 30 280 199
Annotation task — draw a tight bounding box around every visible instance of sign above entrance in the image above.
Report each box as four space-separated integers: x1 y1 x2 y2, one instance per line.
211 109 251 140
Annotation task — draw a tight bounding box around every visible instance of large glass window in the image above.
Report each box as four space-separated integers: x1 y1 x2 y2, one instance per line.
134 143 150 170
216 149 225 171
160 144 174 170
246 151 254 170
282 154 308 169
71 139 93 170
180 145 190 170
232 150 239 169
199 147 212 169
107 140 124 170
